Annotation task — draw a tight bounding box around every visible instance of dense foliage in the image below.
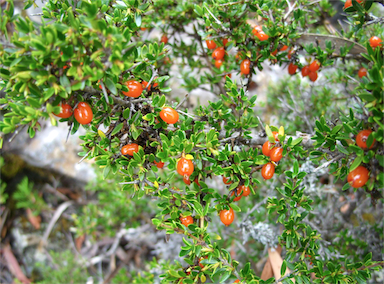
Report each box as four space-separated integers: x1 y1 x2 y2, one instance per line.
1 0 383 283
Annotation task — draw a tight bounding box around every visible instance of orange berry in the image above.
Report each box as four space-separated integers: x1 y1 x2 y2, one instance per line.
122 80 143 98
220 207 235 226
239 185 250 197
177 158 194 176
252 25 263 36
262 141 274 157
280 45 289 52
223 176 232 185
261 163 275 180
54 103 73 118
347 166 369 188
161 34 168 44
369 36 382 49
271 49 278 56
358 67 367 78
288 63 298 75
154 160 165 168
240 59 251 75
215 59 223 68
180 216 194 227
121 143 139 156
212 47 225 60
183 175 191 185
159 107 179 124
256 32 269 41
222 38 228 46
272 131 279 142
356 129 375 149
301 65 310 77
231 187 243 202
308 71 318 82
74 102 93 124
270 147 283 162
287 49 294 59
206 40 216 50
309 60 320 72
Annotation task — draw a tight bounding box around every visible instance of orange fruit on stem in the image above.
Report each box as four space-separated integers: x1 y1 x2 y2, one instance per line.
54 103 73 118
160 107 179 124
301 65 310 77
154 160 164 168
74 102 93 124
252 25 263 36
183 175 191 185
220 207 235 226
231 187 243 202
356 129 375 149
347 166 369 188
206 40 216 50
212 47 225 60
177 158 194 176
239 185 250 196
180 216 194 227
223 176 232 185
309 60 320 72
280 45 289 52
240 59 251 75
270 147 283 162
272 131 279 142
308 71 318 82
261 162 275 180
358 67 367 78
256 32 269 41
161 34 168 44
222 38 228 46
369 36 382 49
121 143 139 156
122 80 143 98
262 141 274 157
288 63 298 75
215 59 223 68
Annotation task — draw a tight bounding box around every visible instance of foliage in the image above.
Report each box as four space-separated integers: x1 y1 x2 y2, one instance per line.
1 0 383 283
13 176 47 214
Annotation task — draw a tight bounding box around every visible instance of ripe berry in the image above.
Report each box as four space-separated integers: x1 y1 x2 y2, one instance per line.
54 103 73 118
142 80 159 89
222 38 228 46
308 71 318 82
256 32 269 41
301 65 310 77
161 34 168 44
177 158 194 176
180 216 194 227
122 80 143 98
272 131 279 142
271 49 278 56
261 163 275 180
223 176 232 185
347 166 369 188
369 36 382 49
194 177 200 186
212 47 225 60
121 143 139 156
287 49 294 59
183 175 191 185
280 45 289 52
160 107 179 124
309 60 320 72
231 187 243 202
215 59 223 68
356 129 375 149
358 67 367 78
270 147 283 162
344 0 362 9
252 25 263 36
154 160 165 168
240 59 251 75
206 40 216 50
220 207 235 226
74 102 93 124
288 63 298 75
262 141 274 157
239 185 250 197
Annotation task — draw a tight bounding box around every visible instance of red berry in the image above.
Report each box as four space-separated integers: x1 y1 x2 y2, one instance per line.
344 0 352 9
262 141 274 157
74 102 93 124
223 176 232 185
356 130 375 149
252 25 263 36
287 49 294 59
240 59 251 75
347 166 369 188
160 107 179 124
270 147 283 162
301 65 310 77
288 63 298 75
271 49 278 56
183 175 191 185
220 207 235 226
280 45 289 52
122 80 143 98
256 32 269 41
231 187 243 202
222 38 228 46
261 163 275 180
194 177 200 186
308 71 318 82
121 143 139 156
215 59 223 68
180 216 193 227
369 36 382 49
161 34 168 44
358 67 367 78
142 80 158 89
206 40 216 50
309 60 320 72
54 103 73 118
212 47 225 60
154 160 164 168
177 158 194 176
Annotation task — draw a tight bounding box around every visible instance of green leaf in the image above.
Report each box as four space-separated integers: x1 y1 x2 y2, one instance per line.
105 78 117 95
349 156 363 172
281 260 287 276
111 123 123 136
